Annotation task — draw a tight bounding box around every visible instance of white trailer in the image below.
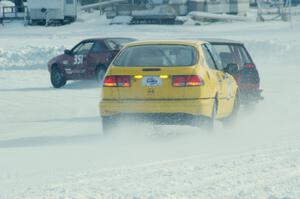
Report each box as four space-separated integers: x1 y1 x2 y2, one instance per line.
27 0 77 25
206 0 249 15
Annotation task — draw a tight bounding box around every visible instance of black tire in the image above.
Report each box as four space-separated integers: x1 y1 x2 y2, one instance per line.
97 69 106 82
96 65 107 83
205 99 218 132
50 66 66 88
222 90 240 127
102 116 116 134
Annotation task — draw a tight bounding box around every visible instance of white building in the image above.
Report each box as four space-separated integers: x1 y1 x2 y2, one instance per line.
189 0 250 15
27 0 77 24
112 0 250 19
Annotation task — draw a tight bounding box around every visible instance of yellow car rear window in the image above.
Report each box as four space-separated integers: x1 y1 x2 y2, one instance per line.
113 44 198 67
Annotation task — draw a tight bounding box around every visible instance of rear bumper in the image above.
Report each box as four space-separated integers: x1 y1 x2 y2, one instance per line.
103 113 205 126
100 98 214 117
240 89 264 102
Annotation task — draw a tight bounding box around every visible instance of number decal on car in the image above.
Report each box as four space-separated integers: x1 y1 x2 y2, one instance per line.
74 55 84 65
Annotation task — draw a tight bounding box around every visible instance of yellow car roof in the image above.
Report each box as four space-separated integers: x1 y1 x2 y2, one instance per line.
125 40 207 47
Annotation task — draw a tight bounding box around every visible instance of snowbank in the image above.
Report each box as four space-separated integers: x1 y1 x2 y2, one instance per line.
110 16 133 25
0 46 64 70
0 40 299 70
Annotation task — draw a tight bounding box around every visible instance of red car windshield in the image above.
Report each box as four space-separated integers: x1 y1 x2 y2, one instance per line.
105 38 136 50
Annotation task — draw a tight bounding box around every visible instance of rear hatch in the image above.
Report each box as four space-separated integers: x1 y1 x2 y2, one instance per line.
103 43 202 100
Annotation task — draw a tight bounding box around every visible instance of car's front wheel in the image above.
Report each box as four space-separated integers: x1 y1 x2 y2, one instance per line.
51 66 66 88
102 116 117 134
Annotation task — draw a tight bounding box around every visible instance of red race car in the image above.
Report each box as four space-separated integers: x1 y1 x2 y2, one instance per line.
48 37 136 88
206 39 264 104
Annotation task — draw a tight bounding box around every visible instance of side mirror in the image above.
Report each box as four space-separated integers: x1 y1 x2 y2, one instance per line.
64 49 72 55
224 63 238 74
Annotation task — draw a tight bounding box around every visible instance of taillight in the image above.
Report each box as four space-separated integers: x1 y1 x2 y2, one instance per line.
103 75 131 87
244 63 255 69
172 76 186 87
172 75 204 87
186 75 203 86
117 75 130 87
103 76 117 87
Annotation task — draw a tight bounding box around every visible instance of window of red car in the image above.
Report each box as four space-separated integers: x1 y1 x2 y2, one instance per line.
213 44 253 70
212 44 236 69
236 46 252 69
72 41 94 55
105 38 136 50
90 42 106 53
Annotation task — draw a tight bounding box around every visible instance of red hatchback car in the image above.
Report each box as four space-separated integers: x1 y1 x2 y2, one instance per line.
205 39 263 104
48 37 136 88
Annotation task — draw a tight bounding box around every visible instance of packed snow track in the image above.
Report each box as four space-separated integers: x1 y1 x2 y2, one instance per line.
0 13 300 199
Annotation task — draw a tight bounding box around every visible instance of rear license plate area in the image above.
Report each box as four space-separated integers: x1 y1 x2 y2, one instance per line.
142 76 162 87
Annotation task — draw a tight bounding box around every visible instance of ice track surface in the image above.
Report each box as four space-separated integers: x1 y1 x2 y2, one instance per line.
0 13 300 199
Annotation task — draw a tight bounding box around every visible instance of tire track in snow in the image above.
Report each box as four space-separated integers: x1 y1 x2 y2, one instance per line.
16 145 300 199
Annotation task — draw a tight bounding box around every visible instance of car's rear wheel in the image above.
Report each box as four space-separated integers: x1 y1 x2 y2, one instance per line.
222 90 240 127
204 99 217 132
51 66 66 88
96 65 107 83
102 116 116 134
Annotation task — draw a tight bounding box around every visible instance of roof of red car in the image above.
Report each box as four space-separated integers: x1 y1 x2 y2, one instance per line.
81 37 136 42
199 38 243 45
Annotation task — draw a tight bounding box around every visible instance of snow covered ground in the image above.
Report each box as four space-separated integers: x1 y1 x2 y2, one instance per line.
0 12 300 199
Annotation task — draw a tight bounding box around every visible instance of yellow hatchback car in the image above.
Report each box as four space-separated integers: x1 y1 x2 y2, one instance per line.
99 40 239 132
